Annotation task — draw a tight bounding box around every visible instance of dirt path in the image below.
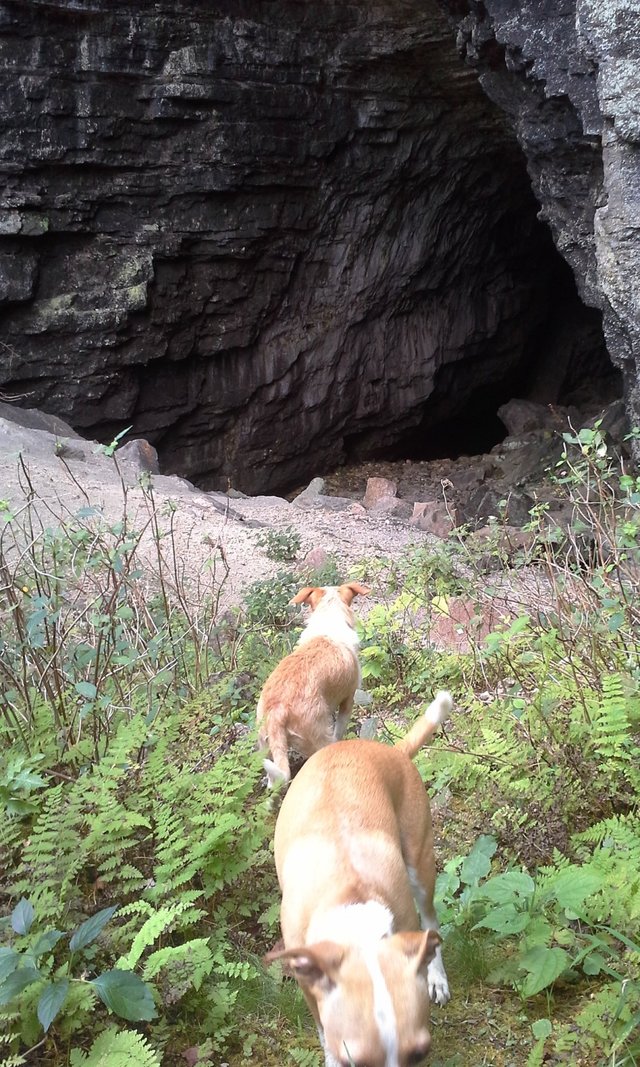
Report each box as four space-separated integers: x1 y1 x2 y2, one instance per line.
0 415 440 611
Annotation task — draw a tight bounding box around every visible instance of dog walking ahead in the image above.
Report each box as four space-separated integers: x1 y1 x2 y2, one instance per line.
256 582 369 789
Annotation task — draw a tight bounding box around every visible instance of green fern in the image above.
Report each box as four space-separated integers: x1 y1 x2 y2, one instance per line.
142 938 214 996
551 982 640 1061
9 782 86 921
289 1047 323 1066
9 715 151 923
575 813 640 864
116 900 205 970
0 1008 23 1067
589 674 632 763
69 1026 161 1066
525 1039 546 1067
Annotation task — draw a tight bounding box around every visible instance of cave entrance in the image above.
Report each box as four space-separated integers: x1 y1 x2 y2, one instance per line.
342 249 618 470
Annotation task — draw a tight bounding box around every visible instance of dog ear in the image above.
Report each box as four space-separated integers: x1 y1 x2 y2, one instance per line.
394 930 441 973
339 581 371 604
290 586 317 605
264 941 344 986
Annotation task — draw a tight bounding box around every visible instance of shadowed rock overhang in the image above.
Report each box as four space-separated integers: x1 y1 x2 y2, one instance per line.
0 0 634 494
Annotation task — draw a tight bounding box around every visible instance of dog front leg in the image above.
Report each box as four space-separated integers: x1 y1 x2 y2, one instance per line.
407 864 450 1005
317 1028 340 1067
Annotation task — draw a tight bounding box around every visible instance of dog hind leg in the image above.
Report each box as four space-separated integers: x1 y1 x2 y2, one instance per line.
263 727 291 790
334 693 354 741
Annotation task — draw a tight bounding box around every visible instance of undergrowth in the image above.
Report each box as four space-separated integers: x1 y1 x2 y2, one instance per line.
1 424 639 1065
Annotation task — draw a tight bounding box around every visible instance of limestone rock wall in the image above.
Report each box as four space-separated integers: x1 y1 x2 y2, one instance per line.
441 0 640 453
0 0 612 492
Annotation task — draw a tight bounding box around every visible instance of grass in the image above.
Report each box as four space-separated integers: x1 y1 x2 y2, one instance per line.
1 425 640 1065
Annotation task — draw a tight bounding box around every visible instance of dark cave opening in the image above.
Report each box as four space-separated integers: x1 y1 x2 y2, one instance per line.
377 392 510 462
341 272 618 472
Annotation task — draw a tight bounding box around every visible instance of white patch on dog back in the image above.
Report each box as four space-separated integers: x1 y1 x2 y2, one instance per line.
307 901 393 947
363 944 399 1067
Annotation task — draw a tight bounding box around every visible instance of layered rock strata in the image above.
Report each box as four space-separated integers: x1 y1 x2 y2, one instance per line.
0 0 613 492
440 0 639 455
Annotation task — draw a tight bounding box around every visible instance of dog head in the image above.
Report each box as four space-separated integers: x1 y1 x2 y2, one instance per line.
292 582 371 611
266 930 439 1067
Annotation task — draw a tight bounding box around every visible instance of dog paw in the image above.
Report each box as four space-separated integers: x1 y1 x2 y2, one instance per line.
427 959 451 1005
263 759 288 789
429 974 450 1005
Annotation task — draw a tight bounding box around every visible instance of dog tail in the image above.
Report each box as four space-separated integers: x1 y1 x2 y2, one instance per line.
395 691 452 760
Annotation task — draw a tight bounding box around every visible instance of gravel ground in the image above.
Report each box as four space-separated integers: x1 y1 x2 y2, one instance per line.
0 417 438 614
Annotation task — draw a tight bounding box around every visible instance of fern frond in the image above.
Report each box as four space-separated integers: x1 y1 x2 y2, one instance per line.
114 900 154 920
575 813 640 866
9 783 86 921
289 1048 323 1066
69 1026 161 1067
142 938 214 991
0 1005 24 1067
116 900 205 970
589 674 632 762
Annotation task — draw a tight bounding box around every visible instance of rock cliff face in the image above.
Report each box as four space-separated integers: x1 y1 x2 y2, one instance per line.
0 0 623 493
439 0 639 455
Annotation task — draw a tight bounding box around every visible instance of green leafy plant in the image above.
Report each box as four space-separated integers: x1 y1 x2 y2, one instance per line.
0 754 46 816
255 527 302 563
95 426 133 459
0 898 156 1042
0 470 229 760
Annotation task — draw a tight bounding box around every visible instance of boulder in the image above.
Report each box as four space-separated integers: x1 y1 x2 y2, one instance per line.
410 500 457 538
363 477 398 510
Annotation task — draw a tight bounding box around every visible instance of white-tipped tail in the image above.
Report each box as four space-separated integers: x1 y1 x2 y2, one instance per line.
394 691 453 759
426 690 453 727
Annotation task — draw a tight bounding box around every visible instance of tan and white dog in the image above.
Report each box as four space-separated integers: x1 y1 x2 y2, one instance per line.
266 691 453 1067
257 582 370 789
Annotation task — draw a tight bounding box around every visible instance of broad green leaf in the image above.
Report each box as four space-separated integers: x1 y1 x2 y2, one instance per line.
75 680 97 700
91 969 156 1021
0 948 21 983
37 978 70 1032
69 906 118 952
6 798 40 816
608 612 624 633
435 870 460 900
11 897 35 935
519 946 569 997
473 904 531 936
460 835 497 886
11 769 46 790
544 867 604 912
28 929 64 959
582 952 606 975
0 964 40 1005
472 871 534 904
